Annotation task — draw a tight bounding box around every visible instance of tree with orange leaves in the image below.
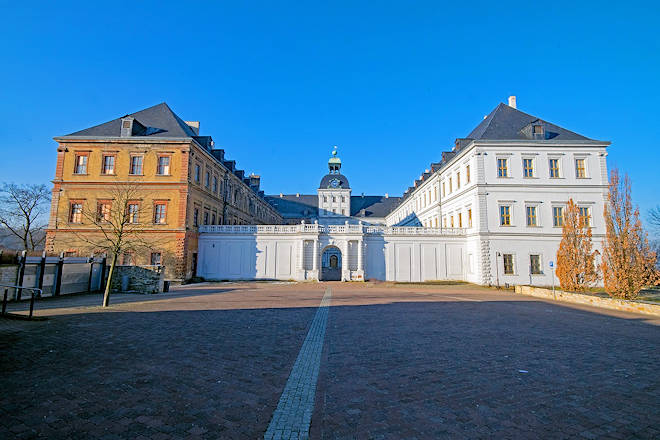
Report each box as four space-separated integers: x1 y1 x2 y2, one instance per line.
556 199 599 292
601 169 659 299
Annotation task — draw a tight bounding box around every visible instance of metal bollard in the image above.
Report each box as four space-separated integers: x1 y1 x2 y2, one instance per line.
29 290 35 319
2 288 7 315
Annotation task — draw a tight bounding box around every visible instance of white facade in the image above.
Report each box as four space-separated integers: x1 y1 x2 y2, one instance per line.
385 140 609 286
197 224 466 282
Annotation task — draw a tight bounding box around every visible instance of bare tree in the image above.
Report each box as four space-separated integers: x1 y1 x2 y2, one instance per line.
601 169 659 299
649 206 660 231
0 183 51 251
66 181 156 307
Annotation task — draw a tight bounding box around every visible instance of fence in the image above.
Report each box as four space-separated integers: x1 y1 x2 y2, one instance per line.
0 251 106 301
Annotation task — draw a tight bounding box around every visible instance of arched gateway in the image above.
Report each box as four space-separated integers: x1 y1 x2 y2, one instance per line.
320 246 342 281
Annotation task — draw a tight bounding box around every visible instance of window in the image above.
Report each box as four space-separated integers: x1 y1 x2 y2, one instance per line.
458 213 463 228
449 177 453 193
213 176 218 193
193 208 199 226
128 203 139 224
533 125 544 136
332 196 336 203
69 202 83 223
157 156 171 175
575 159 586 178
466 165 471 183
203 211 209 225
433 187 437 201
443 217 447 228
205 171 210 188
553 206 564 227
195 164 201 183
211 213 216 225
500 205 511 226
579 207 592 227
497 158 508 177
530 254 541 275
74 154 88 174
450 216 454 228
129 155 143 175
150 252 162 266
468 208 472 228
503 254 514 275
342 196 346 203
122 252 135 266
97 201 111 222
442 182 446 197
526 206 537 226
102 155 115 175
456 172 461 189
154 202 167 224
523 158 534 178
549 158 560 178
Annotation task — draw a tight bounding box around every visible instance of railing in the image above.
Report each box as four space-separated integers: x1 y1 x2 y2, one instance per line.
1 284 42 319
199 224 466 236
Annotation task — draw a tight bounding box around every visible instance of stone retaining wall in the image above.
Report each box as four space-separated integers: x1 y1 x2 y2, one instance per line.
514 285 660 317
110 265 164 294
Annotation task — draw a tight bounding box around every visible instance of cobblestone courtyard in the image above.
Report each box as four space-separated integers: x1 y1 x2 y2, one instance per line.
1 282 659 439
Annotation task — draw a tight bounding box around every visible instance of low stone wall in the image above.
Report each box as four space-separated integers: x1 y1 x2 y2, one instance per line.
110 265 164 294
514 285 660 317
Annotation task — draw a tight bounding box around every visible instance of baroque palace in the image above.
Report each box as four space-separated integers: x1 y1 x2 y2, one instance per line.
47 97 610 285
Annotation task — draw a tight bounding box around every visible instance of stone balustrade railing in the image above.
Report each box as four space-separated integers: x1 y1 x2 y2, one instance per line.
199 224 465 236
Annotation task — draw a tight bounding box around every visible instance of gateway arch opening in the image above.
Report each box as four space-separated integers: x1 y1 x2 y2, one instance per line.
321 246 342 281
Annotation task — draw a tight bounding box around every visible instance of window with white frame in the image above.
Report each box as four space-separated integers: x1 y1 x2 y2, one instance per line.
579 206 592 227
503 254 514 275
523 158 534 178
552 206 564 227
575 158 587 178
549 158 560 178
497 158 508 178
526 206 538 226
530 254 542 274
499 205 512 226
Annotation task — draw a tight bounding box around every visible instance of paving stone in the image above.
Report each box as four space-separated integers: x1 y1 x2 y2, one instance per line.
1 282 659 439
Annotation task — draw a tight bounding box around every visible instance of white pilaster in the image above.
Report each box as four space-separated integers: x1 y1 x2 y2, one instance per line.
312 238 319 280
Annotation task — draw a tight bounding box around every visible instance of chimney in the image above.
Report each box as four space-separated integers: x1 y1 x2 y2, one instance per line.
249 174 261 191
185 121 200 135
508 96 517 109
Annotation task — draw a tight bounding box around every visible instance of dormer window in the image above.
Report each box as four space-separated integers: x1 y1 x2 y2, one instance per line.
533 124 545 139
120 117 134 137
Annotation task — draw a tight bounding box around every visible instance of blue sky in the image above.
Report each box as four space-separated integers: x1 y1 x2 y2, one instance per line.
1 1 658 223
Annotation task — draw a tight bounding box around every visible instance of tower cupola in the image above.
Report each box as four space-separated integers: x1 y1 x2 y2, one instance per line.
328 146 341 174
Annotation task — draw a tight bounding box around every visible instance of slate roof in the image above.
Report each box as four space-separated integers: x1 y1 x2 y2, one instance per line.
319 173 350 189
466 102 591 141
265 194 402 219
351 196 401 219
394 101 602 208
62 102 199 138
264 195 319 219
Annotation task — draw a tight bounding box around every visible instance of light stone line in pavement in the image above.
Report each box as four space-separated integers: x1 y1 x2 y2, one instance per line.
264 287 332 440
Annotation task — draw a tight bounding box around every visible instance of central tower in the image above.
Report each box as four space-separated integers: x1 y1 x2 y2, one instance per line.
318 146 351 222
